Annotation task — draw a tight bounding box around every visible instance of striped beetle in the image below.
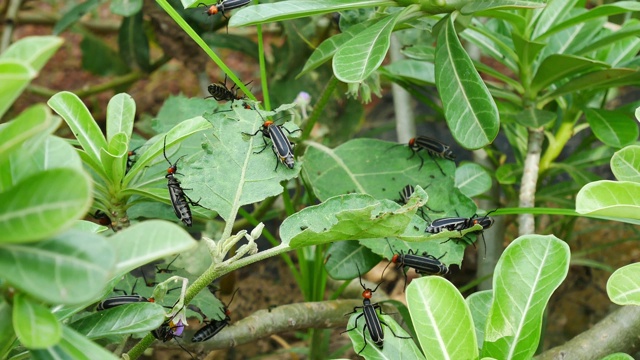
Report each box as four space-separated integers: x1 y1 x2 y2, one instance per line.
426 212 495 250
191 288 238 342
199 0 250 20
402 136 456 175
96 280 154 311
243 118 301 170
163 136 203 227
342 266 410 354
206 74 251 103
384 238 448 290
396 184 443 222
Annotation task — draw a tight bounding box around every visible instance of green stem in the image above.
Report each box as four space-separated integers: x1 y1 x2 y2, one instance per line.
256 20 271 111
154 0 255 101
126 333 155 360
539 110 581 172
299 75 338 144
232 195 278 232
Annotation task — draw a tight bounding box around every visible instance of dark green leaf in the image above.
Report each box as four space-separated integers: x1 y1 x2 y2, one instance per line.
325 241 381 280
511 31 545 68
69 303 165 339
401 45 435 61
0 300 16 356
53 0 101 35
80 34 129 76
202 33 259 58
585 108 639 148
461 19 518 72
382 59 435 85
435 15 499 149
530 54 609 95
229 0 396 27
514 108 556 128
13 293 61 348
495 163 521 185
110 0 143 17
118 11 150 72
455 163 492 197
575 22 640 56
537 1 640 41
542 69 640 102
0 169 92 244
0 231 115 305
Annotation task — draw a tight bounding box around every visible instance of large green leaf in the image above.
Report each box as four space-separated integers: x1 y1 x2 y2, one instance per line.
514 108 556 128
69 302 165 339
585 109 639 148
229 0 396 26
0 61 36 120
0 300 16 356
537 1 640 41
48 91 107 165
0 36 64 73
0 231 115 305
407 277 478 359
13 293 61 348
483 235 569 360
455 163 492 197
29 325 118 360
611 145 640 183
530 54 609 95
345 313 424 359
466 290 493 350
576 181 640 221
106 93 135 143
435 15 499 149
109 220 198 276
333 10 405 83
0 104 52 165
607 263 640 306
0 169 92 244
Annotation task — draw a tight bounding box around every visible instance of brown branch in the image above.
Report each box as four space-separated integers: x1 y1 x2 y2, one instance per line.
535 305 640 360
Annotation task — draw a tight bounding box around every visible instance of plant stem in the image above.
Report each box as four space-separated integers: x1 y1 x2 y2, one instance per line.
299 75 338 144
1 0 21 52
539 110 580 172
518 127 544 236
256 19 271 111
390 34 415 143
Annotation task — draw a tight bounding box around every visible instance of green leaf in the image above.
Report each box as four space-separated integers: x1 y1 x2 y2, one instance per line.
333 10 404 83
0 231 115 305
543 69 640 103
109 220 197 276
0 61 36 120
299 18 377 78
48 91 107 165
0 300 16 356
611 145 640 183
576 181 640 221
466 290 493 350
460 18 518 72
124 116 212 185
483 235 570 360
118 11 150 72
79 33 129 76
325 241 382 280
345 313 424 359
600 353 635 360
8 135 84 189
514 108 556 128
110 0 143 17
0 104 52 165
495 163 521 185
577 22 640 56
538 1 640 41
530 0 578 39
30 325 119 360
606 263 640 306
435 15 499 149
229 0 396 27
69 303 165 339
460 0 544 15
511 32 545 69
406 277 478 359
455 163 492 197
530 54 610 95
382 59 435 85
585 108 639 148
53 0 101 35
179 106 299 222
0 169 92 244
106 94 136 144
13 293 61 348
101 132 128 184
0 36 64 72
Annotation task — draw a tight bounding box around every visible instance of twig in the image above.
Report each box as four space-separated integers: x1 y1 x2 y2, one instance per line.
2 0 22 52
534 305 640 360
518 127 544 235
390 34 415 143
